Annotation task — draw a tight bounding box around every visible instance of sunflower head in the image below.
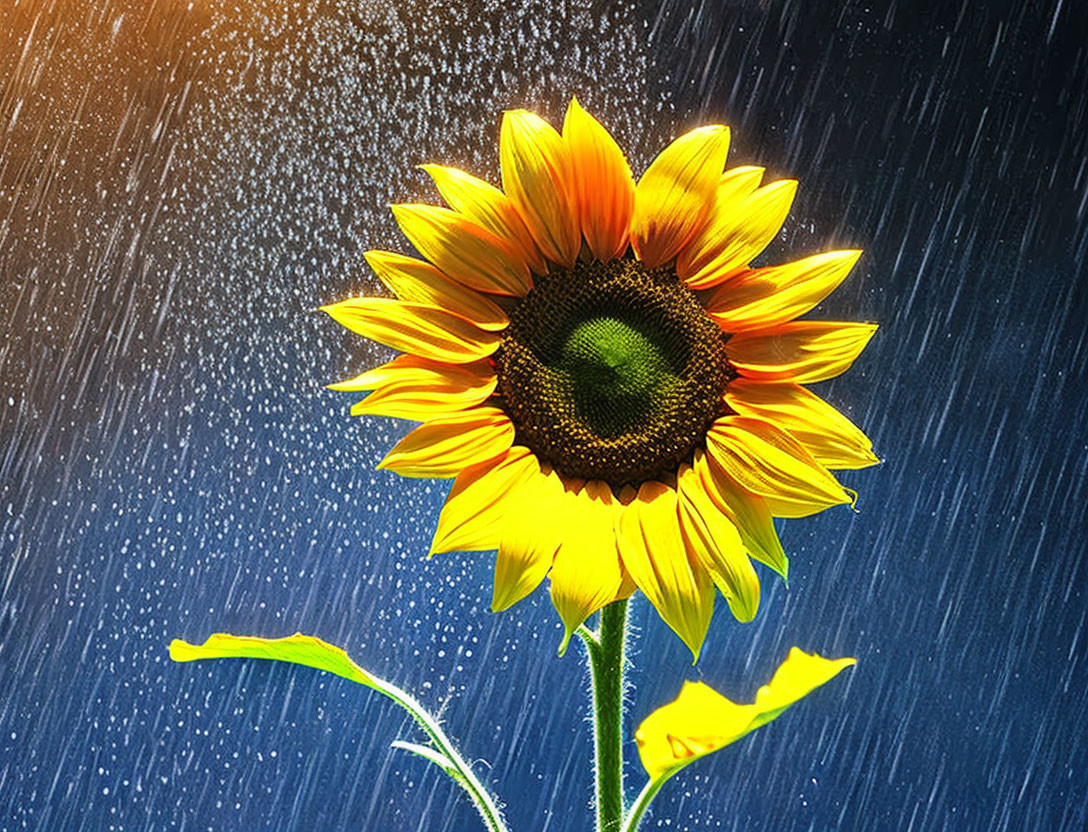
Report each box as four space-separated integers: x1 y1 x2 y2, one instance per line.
323 96 878 659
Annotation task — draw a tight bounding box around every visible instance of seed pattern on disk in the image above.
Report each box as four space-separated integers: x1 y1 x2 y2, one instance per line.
494 257 734 488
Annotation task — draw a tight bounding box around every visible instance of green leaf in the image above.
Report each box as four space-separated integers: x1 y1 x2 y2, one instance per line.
170 631 511 832
169 632 378 688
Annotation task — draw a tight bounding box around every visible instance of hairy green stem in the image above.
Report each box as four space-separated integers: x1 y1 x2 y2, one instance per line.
372 677 508 832
583 599 629 832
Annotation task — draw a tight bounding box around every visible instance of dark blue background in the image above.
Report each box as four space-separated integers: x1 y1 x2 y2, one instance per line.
2 0 1086 829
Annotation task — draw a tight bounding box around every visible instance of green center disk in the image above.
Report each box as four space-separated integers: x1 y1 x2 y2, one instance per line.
557 315 683 438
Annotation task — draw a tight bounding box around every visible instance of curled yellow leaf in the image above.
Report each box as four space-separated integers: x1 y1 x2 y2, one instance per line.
635 648 856 780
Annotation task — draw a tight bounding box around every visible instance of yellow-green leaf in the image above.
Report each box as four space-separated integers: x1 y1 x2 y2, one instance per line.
170 632 510 828
169 632 379 689
634 648 856 780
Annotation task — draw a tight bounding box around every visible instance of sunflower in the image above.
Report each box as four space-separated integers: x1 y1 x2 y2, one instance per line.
323 97 878 659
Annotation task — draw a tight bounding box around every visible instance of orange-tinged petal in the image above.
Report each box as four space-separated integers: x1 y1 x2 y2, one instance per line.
674 165 765 280
726 321 878 383
705 249 862 332
693 449 788 579
726 379 879 470
419 164 547 275
500 110 580 267
705 415 850 518
549 480 626 652
676 463 760 622
391 203 530 296
631 125 730 268
363 249 509 331
492 459 566 611
321 298 500 364
617 481 715 661
431 447 534 553
346 359 497 421
681 179 798 290
378 406 514 478
562 96 636 260
635 649 857 780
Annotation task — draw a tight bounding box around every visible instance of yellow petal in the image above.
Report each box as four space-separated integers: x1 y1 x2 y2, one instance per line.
419 164 547 275
562 96 636 261
693 449 788 579
705 415 850 517
617 481 715 661
681 179 798 290
391 203 530 296
631 125 730 268
635 648 856 779
705 249 862 332
726 379 879 470
431 447 534 553
726 321 879 383
674 165 765 280
492 460 566 611
549 480 626 653
500 110 580 267
346 358 497 421
330 353 490 391
321 297 500 364
329 353 431 391
363 249 509 331
676 463 760 622
378 406 514 478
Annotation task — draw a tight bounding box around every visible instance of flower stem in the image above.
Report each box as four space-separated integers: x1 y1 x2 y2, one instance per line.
584 599 629 832
371 677 508 832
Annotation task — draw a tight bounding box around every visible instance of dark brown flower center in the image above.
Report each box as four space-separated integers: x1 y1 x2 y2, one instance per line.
493 256 733 489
